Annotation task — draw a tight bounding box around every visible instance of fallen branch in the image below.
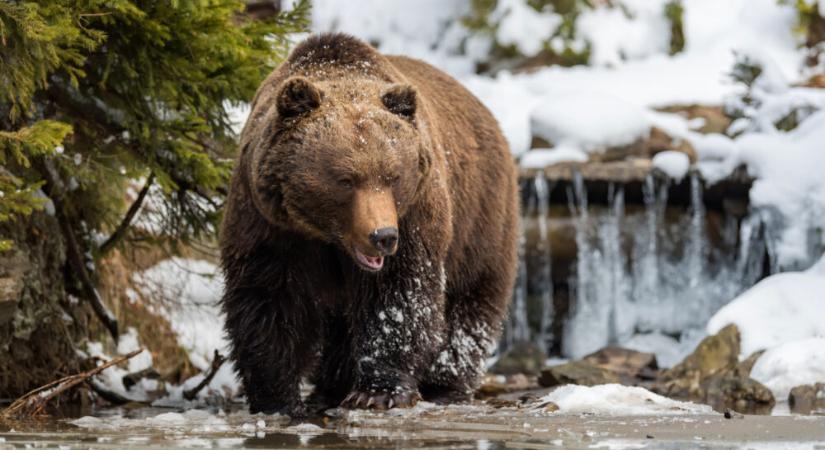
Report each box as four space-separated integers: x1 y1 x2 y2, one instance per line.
0 349 143 419
183 350 226 401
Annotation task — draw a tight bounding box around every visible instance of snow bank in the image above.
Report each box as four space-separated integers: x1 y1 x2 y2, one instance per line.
134 258 228 371
541 384 712 415
750 338 825 401
707 254 825 358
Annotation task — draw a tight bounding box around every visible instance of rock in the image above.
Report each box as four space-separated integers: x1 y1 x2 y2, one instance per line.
489 341 546 376
478 373 535 397
657 324 740 398
705 375 775 414
583 346 659 383
789 383 825 414
654 325 776 412
539 360 620 388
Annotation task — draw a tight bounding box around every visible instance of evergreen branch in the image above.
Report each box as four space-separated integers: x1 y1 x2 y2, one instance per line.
97 172 155 256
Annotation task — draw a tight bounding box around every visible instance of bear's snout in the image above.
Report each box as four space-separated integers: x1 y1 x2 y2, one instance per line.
350 188 399 271
370 227 399 256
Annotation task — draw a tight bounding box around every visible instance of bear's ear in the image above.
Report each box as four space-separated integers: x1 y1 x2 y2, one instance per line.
277 76 323 119
381 84 417 120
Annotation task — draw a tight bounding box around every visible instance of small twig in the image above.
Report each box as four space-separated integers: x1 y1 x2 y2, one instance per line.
0 349 143 419
98 172 155 255
183 350 226 401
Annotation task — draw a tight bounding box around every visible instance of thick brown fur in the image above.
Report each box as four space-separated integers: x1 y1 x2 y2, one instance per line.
220 33 519 416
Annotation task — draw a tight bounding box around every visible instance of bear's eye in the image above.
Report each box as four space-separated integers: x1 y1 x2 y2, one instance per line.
337 177 354 189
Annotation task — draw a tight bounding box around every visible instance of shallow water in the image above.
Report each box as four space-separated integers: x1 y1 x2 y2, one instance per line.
2 402 825 450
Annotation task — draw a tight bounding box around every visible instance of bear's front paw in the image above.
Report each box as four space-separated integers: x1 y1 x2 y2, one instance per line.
341 387 422 410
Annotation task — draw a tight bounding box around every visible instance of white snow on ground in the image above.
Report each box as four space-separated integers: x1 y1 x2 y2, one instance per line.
134 258 228 372
540 384 713 415
707 254 825 358
82 328 165 403
751 338 825 401
130 258 241 404
652 151 690 182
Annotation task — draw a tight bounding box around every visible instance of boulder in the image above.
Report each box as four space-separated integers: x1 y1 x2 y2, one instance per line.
654 324 776 412
788 383 825 414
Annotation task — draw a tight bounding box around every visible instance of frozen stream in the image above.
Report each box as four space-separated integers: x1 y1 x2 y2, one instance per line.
2 402 825 449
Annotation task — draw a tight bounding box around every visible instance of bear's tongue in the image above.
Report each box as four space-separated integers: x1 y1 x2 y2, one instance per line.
355 249 384 271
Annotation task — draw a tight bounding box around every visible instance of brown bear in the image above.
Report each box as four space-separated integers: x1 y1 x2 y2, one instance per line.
220 33 519 417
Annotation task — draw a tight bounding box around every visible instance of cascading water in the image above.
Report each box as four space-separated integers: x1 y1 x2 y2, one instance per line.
509 169 784 364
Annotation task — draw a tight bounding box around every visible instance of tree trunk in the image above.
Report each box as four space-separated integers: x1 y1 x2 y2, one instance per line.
0 210 90 400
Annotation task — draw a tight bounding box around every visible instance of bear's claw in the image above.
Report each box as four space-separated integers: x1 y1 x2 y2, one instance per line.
341 389 422 410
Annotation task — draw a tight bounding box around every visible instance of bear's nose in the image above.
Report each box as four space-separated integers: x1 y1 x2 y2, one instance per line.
370 227 399 256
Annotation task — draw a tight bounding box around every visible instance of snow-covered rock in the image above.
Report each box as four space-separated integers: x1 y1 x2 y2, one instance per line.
750 338 825 401
707 255 825 358
652 151 690 182
540 384 713 415
531 90 650 153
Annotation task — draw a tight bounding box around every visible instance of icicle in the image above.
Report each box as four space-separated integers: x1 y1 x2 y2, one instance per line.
534 171 554 353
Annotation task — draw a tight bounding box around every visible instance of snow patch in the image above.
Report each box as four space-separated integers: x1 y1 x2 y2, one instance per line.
652 151 690 182
540 384 713 415
750 338 825 401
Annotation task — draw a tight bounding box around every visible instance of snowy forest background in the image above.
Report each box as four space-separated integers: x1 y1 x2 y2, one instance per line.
1 0 824 414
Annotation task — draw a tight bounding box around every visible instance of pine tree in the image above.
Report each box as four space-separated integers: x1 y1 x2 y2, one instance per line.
0 0 309 395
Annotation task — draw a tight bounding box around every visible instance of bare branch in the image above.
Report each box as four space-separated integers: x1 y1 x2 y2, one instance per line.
98 172 155 255
183 350 227 401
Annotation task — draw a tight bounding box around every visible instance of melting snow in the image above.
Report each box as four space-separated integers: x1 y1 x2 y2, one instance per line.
540 384 713 415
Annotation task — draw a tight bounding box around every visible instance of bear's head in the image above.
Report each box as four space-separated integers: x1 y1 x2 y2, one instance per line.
249 76 431 272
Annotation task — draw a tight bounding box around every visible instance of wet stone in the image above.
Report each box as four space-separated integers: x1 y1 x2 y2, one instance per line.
538 360 620 388
789 383 825 414
583 346 659 383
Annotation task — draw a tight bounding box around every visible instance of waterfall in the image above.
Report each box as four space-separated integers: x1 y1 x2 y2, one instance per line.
503 167 788 362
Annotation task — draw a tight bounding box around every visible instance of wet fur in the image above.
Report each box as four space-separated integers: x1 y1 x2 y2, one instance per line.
220 33 519 415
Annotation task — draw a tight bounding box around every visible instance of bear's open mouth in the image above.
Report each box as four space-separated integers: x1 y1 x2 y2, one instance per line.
354 248 385 271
